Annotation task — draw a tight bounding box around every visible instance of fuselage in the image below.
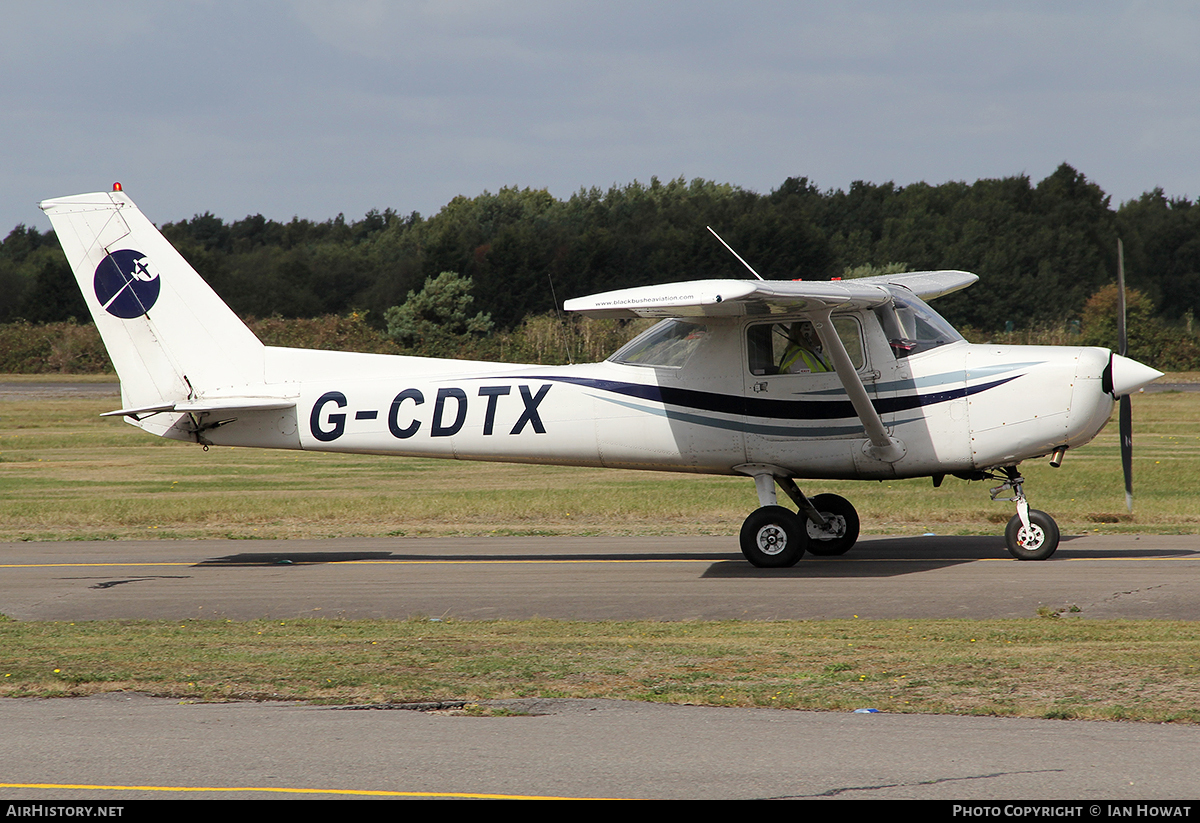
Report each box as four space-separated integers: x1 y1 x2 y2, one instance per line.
143 310 1122 482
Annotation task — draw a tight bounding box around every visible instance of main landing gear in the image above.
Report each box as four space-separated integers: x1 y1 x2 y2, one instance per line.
986 466 1060 561
738 474 860 567
738 465 1061 567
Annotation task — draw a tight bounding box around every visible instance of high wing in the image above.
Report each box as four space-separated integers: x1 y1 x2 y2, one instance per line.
563 271 978 319
566 270 977 465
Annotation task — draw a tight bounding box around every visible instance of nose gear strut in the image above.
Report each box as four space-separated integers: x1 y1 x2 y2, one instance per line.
987 466 1060 560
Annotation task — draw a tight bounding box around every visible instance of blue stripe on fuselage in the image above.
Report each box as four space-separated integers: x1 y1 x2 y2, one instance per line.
800 363 1045 396
531 374 1019 421
589 392 924 437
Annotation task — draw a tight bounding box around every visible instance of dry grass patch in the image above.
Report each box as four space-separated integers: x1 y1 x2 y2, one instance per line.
2 618 1200 723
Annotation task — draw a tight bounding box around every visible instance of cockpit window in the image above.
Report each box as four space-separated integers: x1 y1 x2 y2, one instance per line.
747 316 864 375
875 289 963 358
610 319 709 368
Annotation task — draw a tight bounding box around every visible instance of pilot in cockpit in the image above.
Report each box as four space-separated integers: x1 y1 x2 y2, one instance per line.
779 321 831 373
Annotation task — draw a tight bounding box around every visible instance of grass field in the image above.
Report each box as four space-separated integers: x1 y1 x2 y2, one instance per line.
1 375 1197 541
2 617 1200 722
2 375 1198 720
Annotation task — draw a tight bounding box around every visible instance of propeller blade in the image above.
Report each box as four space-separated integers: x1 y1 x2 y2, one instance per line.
1120 393 1133 512
1116 239 1133 512
1117 238 1128 358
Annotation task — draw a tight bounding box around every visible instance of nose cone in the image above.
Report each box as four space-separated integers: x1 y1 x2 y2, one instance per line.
1109 353 1164 396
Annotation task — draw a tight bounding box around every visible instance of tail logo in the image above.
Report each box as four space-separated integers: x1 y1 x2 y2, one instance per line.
94 249 161 318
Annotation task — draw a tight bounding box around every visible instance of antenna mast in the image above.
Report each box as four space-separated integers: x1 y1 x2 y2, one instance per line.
707 226 765 281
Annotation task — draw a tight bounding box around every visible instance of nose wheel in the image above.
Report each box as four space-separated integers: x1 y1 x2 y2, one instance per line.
989 467 1060 560
1004 509 1060 561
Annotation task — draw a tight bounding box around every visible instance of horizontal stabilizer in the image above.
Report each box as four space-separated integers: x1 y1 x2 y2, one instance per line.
102 396 297 420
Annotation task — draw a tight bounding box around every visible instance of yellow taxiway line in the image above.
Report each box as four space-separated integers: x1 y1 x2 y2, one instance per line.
0 781 612 799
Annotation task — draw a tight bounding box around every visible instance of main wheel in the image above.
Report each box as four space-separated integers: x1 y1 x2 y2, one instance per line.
804 493 860 556
1004 509 1060 560
740 506 806 568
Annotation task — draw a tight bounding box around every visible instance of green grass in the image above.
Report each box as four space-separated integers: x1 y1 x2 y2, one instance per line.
4 377 1200 721
1 618 1199 722
2 378 1198 541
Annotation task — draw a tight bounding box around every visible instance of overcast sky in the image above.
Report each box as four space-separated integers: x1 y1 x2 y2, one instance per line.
3 1 1198 234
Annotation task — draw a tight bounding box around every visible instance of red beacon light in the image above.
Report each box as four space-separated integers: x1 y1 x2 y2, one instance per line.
112 182 122 192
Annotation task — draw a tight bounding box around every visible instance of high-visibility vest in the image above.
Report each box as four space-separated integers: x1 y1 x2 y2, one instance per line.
780 344 830 373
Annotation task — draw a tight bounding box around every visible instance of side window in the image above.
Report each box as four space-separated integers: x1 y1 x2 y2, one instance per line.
833 316 864 369
747 317 864 375
747 323 777 375
611 319 709 368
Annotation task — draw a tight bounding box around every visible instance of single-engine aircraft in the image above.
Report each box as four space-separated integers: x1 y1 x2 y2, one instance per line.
40 186 1164 567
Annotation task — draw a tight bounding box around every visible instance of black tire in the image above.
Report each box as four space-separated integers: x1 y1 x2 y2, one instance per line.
740 506 806 568
804 493 860 556
1004 509 1060 560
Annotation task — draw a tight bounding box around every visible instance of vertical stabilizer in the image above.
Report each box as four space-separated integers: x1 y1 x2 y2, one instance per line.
39 189 265 411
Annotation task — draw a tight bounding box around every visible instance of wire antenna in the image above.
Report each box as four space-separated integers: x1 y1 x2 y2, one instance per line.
707 226 765 281
546 271 574 365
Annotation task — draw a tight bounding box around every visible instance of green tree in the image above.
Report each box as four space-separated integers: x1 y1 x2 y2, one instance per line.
384 271 494 349
1080 283 1156 352
1117 190 1200 321
1080 282 1200 369
14 255 84 323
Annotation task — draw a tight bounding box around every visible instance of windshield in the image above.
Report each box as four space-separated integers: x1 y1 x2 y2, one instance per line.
875 289 963 358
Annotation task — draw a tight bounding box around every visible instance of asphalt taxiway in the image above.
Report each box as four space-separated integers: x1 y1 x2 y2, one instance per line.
3 693 1200 800
3 532 1199 800
2 533 1198 621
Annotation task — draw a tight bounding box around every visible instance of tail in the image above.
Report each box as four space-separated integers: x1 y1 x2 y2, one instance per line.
39 187 266 420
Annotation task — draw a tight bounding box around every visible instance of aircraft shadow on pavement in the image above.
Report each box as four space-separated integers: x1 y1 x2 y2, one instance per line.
198 551 398 566
701 535 999 578
703 535 1198 578
193 535 1194 576
196 550 747 566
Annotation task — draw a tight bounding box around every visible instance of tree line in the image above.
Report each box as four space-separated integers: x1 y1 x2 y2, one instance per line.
2 163 1198 365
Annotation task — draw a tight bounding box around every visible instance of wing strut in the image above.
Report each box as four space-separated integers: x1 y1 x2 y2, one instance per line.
811 309 905 463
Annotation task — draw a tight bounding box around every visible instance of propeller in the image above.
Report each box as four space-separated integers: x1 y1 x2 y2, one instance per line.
1109 240 1167 512
1117 239 1133 512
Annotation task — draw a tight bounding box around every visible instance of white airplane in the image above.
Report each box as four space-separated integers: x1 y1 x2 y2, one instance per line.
40 186 1163 567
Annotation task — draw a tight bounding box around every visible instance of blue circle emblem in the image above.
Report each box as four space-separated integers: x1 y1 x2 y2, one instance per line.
94 249 161 318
